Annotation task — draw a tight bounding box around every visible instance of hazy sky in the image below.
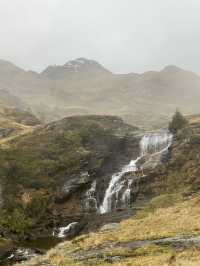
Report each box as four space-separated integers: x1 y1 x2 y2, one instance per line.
0 0 200 74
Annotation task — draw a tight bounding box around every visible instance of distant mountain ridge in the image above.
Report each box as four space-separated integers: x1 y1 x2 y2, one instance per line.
0 57 200 129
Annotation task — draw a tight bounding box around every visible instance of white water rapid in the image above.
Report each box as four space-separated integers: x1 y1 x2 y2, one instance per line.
54 222 79 238
99 131 173 214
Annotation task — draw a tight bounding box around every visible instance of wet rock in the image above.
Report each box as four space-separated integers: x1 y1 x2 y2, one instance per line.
84 180 98 213
55 172 91 203
54 222 84 239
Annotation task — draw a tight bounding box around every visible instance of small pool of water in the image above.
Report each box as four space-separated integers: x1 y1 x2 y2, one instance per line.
20 236 61 252
0 236 62 266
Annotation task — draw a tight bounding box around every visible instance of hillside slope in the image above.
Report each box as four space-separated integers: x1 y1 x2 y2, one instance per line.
18 114 200 266
19 196 200 266
0 115 139 241
0 104 40 149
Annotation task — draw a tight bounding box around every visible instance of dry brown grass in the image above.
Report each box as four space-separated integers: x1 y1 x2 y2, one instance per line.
19 246 200 266
17 195 200 266
79 196 200 250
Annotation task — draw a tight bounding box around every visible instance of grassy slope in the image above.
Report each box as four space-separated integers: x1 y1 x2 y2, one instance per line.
0 104 40 148
19 114 200 265
0 105 41 258
0 115 136 190
18 196 200 266
0 115 137 238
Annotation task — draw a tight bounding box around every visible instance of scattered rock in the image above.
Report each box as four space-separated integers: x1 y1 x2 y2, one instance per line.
5 247 43 264
105 256 121 263
100 223 119 231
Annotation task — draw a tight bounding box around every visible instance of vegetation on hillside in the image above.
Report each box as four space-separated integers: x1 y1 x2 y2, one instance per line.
0 115 137 237
169 110 188 134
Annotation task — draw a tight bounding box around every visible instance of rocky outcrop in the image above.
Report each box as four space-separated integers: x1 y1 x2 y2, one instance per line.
65 234 200 263
55 172 91 203
100 223 119 232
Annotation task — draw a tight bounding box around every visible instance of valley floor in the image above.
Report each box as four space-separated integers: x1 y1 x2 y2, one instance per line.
16 193 200 266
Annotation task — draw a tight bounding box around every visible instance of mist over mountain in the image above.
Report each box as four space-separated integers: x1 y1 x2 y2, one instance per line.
0 58 200 129
2 1 200 265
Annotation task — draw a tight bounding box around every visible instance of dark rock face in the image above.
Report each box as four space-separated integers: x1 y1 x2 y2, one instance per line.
55 172 91 204
49 117 141 220
54 132 140 217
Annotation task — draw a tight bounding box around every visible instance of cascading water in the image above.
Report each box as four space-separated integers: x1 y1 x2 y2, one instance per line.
99 157 141 214
140 132 173 156
99 131 173 214
53 222 79 238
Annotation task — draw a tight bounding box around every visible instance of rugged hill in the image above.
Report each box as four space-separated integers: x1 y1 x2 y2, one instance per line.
0 89 25 109
0 115 139 243
0 104 40 150
140 113 200 197
0 58 200 128
18 114 200 266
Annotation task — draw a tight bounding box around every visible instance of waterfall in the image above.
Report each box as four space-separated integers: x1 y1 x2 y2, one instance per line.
99 131 173 214
99 157 141 214
140 132 173 156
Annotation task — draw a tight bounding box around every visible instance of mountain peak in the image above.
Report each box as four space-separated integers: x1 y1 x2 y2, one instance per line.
162 65 184 73
64 57 103 71
42 58 110 79
0 59 24 73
